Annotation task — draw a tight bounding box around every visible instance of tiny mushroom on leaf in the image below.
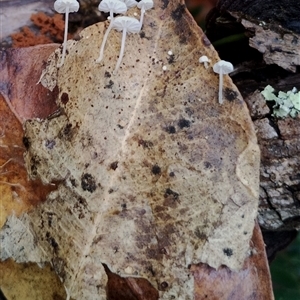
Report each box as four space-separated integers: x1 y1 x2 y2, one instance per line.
54 0 80 67
137 0 154 28
199 55 211 69
112 16 141 74
213 60 234 104
120 0 138 8
96 0 128 63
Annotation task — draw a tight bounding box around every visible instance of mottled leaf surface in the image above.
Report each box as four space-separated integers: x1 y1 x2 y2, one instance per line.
0 1 260 299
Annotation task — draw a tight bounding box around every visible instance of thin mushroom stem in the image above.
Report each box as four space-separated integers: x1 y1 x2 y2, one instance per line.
139 8 145 28
58 6 70 67
218 70 223 104
113 28 127 74
96 21 114 63
109 10 114 20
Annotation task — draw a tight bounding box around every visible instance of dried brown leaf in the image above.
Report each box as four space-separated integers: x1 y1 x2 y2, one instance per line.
0 259 67 300
0 44 59 123
0 1 260 299
0 93 57 228
192 222 274 300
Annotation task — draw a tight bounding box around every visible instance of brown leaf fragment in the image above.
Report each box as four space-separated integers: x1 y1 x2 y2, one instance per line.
104 264 159 300
0 259 67 300
191 222 274 300
0 44 59 123
0 94 57 228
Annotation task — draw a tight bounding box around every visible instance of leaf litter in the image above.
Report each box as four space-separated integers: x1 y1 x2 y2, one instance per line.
0 0 260 299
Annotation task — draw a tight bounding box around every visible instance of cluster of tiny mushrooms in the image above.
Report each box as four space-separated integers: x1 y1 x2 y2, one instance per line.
54 0 233 104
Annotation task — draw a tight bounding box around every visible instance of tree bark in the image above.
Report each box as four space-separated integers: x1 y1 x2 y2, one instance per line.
206 0 300 232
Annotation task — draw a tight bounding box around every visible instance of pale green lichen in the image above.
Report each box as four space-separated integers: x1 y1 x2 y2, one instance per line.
261 85 300 118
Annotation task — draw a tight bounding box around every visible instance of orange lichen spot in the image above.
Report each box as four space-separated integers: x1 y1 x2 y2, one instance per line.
11 26 53 47
30 12 65 41
11 12 69 48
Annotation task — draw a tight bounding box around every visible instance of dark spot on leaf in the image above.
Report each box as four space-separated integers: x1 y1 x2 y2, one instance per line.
185 107 194 116
46 212 55 227
165 125 176 134
105 80 114 89
160 281 169 290
23 137 30 149
81 173 96 193
61 92 69 105
194 227 207 240
169 172 175 177
224 88 238 102
167 54 175 64
63 123 72 137
78 196 88 208
121 203 127 210
30 155 40 177
152 164 161 175
204 161 212 169
45 139 56 149
138 139 153 149
46 232 59 253
161 0 169 9
92 235 103 245
178 118 190 129
104 71 111 78
171 4 185 21
164 188 179 201
147 265 156 276
223 248 233 257
110 161 118 170
140 31 146 38
70 178 77 187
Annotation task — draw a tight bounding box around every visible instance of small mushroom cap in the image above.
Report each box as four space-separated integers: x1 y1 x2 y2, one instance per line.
98 0 127 14
137 0 154 10
54 0 79 13
120 0 138 8
199 55 210 63
112 16 141 33
213 60 234 74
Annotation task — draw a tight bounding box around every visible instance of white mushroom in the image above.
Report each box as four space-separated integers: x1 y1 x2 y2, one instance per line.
213 60 234 104
137 0 154 28
199 55 211 69
112 16 141 74
98 0 127 20
54 0 80 67
96 0 127 63
120 0 138 8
